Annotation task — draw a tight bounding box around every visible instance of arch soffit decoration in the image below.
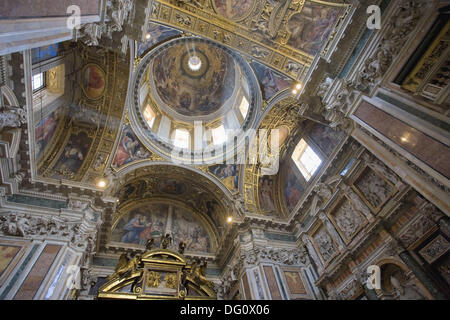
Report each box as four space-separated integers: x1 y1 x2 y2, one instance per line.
148 0 353 80
30 44 131 186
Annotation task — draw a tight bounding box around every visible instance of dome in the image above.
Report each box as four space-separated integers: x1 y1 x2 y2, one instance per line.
130 37 260 164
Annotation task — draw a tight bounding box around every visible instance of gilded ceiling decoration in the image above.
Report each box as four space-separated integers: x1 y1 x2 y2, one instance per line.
242 95 305 214
35 44 130 184
241 91 347 218
149 0 351 79
112 165 230 222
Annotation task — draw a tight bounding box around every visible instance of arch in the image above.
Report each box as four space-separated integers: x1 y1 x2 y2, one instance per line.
111 161 235 200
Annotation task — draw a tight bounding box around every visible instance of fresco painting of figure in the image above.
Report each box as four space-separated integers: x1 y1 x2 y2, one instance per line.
51 131 91 178
171 207 211 253
34 109 62 159
283 161 305 211
112 126 150 168
111 204 211 253
259 175 276 212
308 123 345 157
287 2 345 56
208 164 239 191
136 23 181 57
213 0 255 20
82 64 106 99
251 62 292 101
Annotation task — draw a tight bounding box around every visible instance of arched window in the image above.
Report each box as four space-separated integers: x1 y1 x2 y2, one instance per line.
173 128 190 149
143 104 156 128
291 139 322 181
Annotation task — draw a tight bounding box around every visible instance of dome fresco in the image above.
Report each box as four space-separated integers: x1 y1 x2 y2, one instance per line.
151 40 236 118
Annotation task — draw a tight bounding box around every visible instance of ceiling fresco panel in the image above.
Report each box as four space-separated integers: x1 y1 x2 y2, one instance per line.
112 125 151 170
286 1 346 56
251 61 293 101
212 0 257 21
136 22 182 57
34 108 65 162
308 122 345 157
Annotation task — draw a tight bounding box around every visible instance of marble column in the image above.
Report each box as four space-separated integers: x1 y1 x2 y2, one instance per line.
398 250 448 300
319 211 346 252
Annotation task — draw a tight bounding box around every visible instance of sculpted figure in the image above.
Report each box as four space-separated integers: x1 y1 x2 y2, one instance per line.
160 233 172 249
178 240 187 254
145 238 154 251
108 253 141 280
0 106 26 132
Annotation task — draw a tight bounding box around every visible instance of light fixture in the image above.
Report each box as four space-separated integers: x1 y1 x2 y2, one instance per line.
296 83 302 90
145 33 151 40
97 178 107 188
292 89 298 95
188 55 202 72
226 216 233 223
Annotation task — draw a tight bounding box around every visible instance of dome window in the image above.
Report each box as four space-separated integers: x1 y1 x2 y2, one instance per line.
212 125 226 146
173 128 190 149
143 104 156 128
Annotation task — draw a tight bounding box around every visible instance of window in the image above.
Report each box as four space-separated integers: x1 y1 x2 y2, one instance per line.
173 128 190 149
292 139 322 181
32 72 45 92
143 104 156 128
238 95 249 118
211 125 226 145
